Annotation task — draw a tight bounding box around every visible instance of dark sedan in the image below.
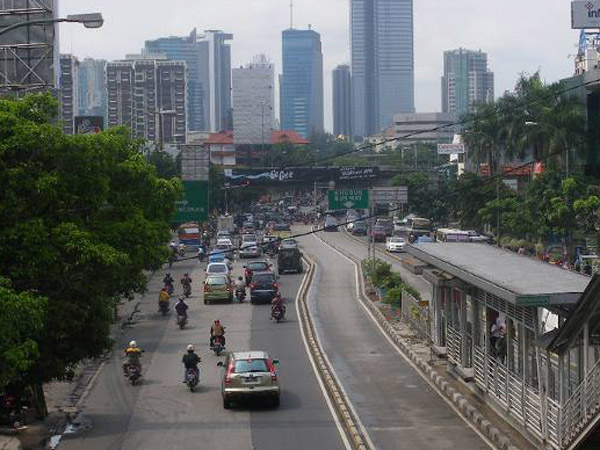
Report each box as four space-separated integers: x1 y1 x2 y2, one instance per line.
249 272 279 304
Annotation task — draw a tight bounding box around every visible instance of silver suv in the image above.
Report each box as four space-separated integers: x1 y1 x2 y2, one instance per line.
217 351 280 408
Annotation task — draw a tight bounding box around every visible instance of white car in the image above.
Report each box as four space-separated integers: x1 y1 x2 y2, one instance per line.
386 237 406 253
216 238 234 247
206 262 231 277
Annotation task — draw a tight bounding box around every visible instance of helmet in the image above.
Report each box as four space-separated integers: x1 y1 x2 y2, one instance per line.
166 272 171 277
238 276 243 280
214 319 220 324
184 273 188 277
129 340 137 348
187 344 194 351
178 295 185 301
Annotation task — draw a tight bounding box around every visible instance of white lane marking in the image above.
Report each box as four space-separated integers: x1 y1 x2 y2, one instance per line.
295 260 353 450
313 232 497 450
303 254 377 450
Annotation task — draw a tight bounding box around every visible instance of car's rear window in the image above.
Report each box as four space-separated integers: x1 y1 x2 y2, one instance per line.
242 234 257 242
374 226 385 231
207 276 228 285
273 224 290 231
252 274 275 283
233 359 269 373
247 262 268 271
208 265 226 273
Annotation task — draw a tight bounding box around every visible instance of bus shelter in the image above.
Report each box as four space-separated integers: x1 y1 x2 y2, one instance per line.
408 243 590 449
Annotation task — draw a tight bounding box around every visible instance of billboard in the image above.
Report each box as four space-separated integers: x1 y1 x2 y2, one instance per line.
437 143 465 155
75 116 104 134
0 1 57 92
372 187 408 204
572 0 600 29
180 144 210 182
224 167 379 187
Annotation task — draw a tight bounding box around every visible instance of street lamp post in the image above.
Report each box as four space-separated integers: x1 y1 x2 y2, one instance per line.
525 121 570 177
0 13 104 38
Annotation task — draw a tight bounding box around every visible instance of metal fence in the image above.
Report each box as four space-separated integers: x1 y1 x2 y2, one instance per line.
401 290 430 340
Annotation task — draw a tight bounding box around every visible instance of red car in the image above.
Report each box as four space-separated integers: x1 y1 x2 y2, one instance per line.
243 260 272 285
370 225 387 242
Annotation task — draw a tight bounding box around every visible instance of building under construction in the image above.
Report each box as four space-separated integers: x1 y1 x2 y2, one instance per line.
0 0 58 93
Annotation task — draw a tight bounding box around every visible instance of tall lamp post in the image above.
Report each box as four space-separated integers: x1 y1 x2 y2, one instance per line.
525 121 570 177
0 13 104 37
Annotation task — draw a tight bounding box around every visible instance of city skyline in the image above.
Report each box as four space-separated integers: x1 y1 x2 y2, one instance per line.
59 0 580 133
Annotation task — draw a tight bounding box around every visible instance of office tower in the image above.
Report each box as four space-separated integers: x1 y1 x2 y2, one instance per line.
0 0 58 93
232 55 275 144
333 64 352 138
351 0 415 137
145 29 233 132
106 57 187 144
59 54 79 135
281 27 323 139
442 48 494 119
78 58 107 118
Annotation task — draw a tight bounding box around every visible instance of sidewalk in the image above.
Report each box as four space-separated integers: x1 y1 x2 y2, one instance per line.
0 436 20 450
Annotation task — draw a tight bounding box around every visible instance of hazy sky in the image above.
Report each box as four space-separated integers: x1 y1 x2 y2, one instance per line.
59 0 580 132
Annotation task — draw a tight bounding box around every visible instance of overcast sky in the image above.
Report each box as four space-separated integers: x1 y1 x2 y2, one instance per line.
59 0 580 132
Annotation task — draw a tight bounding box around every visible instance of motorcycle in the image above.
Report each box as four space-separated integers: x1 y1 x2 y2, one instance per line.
178 244 186 256
271 305 286 323
185 368 199 392
0 394 27 429
177 314 187 329
183 283 192 297
159 300 169 316
235 288 246 302
197 247 206 262
212 336 225 356
126 363 142 385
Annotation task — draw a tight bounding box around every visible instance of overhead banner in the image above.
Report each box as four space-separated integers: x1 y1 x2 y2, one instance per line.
224 167 379 187
437 143 465 155
572 0 600 29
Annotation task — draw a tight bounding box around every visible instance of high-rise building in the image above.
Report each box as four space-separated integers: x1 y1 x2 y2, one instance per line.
281 27 323 139
59 54 79 135
78 58 107 119
441 48 494 119
145 29 232 132
333 64 352 138
106 57 187 144
351 0 414 137
232 55 275 144
0 0 58 93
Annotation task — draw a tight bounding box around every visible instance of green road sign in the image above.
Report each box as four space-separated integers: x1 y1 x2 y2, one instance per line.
328 189 369 210
174 181 209 223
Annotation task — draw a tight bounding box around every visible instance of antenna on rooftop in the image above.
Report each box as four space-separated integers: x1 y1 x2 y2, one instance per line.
290 0 294 29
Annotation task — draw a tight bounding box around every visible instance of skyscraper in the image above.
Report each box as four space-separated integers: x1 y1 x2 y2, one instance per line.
441 48 494 119
59 54 79 135
351 0 414 137
281 28 323 139
332 64 352 138
232 55 275 144
78 58 107 119
145 29 232 132
106 57 187 144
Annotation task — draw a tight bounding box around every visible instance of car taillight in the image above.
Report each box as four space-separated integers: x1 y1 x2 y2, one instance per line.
273 283 279 289
224 363 234 384
250 283 256 289
267 360 277 381
226 285 231 291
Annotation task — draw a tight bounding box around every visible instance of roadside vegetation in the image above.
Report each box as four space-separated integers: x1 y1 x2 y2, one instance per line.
362 258 421 308
0 94 181 416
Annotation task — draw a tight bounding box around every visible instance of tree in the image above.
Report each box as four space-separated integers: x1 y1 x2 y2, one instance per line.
145 148 179 178
0 94 181 413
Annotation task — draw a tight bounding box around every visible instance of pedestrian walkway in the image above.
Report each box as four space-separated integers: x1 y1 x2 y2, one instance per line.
0 436 20 450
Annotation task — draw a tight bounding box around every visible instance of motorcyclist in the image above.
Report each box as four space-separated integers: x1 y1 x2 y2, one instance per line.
210 320 226 348
271 292 286 318
123 340 142 375
163 273 174 294
170 240 178 253
234 276 245 292
158 286 170 311
181 273 192 294
181 344 201 383
175 295 189 320
178 242 186 255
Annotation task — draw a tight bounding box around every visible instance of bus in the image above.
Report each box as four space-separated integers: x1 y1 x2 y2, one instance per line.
435 228 470 242
177 222 202 249
407 217 432 240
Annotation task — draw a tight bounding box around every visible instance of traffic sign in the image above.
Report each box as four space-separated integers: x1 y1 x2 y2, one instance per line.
328 189 369 210
372 187 408 204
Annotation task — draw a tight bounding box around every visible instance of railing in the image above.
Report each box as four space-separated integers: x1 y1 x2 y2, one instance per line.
473 346 560 448
560 358 600 448
446 325 462 365
401 290 430 341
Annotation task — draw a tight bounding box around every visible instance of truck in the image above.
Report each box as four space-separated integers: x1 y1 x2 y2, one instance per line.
277 247 303 274
217 215 235 233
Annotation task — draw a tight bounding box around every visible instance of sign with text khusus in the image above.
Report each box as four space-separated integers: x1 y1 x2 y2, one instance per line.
328 189 369 210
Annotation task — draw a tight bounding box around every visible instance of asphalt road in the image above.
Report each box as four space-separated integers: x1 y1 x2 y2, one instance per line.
297 226 489 449
58 250 345 450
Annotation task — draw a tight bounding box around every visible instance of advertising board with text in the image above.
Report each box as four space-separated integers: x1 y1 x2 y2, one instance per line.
572 0 600 28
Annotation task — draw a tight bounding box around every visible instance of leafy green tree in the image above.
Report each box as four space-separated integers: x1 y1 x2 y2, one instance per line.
0 94 180 414
145 148 179 178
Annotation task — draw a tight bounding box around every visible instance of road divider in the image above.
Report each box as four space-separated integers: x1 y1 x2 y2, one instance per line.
295 254 372 450
313 230 521 450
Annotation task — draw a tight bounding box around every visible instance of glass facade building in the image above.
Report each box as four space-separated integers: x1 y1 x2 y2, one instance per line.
332 64 352 138
281 28 323 139
351 0 414 137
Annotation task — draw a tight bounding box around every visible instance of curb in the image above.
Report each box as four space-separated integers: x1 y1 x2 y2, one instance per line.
315 232 519 450
298 255 371 450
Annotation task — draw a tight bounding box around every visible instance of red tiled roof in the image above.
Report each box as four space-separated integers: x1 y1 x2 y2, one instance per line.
205 130 234 144
271 130 308 145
